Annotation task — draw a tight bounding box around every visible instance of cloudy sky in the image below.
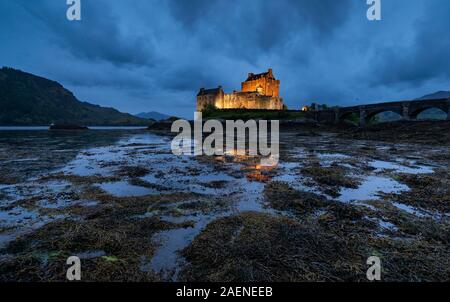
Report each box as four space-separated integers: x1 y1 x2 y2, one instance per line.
1 0 449 118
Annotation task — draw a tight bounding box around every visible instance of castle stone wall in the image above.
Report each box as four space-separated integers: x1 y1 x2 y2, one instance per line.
221 93 283 110
197 92 284 111
197 90 224 111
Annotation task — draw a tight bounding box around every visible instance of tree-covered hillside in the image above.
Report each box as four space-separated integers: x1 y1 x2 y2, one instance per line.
0 67 150 126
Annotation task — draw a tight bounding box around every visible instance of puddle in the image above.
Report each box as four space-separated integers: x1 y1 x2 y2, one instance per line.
147 214 212 281
234 179 272 213
339 176 410 203
0 212 66 248
317 153 351 167
369 160 434 174
378 220 398 232
39 199 98 209
392 202 425 217
97 181 158 197
392 201 450 220
0 206 39 227
0 180 71 206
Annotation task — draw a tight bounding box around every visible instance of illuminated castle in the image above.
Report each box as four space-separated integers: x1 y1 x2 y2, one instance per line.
197 69 284 111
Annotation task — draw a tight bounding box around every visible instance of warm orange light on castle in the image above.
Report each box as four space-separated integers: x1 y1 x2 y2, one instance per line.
197 69 284 111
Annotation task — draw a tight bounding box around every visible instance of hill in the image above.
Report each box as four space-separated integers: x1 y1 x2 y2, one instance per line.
0 67 150 126
135 111 170 121
417 91 450 100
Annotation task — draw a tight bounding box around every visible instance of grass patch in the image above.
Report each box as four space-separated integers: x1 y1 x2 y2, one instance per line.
203 109 306 120
388 171 450 213
180 212 368 282
264 181 326 214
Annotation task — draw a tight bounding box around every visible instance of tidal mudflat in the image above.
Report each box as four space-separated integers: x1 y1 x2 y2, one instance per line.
0 124 449 281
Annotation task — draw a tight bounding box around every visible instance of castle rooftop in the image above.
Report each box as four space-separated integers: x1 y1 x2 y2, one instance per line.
246 68 275 81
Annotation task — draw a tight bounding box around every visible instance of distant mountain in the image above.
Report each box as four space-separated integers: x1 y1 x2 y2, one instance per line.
135 111 170 121
417 91 450 100
0 67 150 126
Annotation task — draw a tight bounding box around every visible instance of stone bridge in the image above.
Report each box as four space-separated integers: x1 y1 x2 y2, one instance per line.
311 98 450 127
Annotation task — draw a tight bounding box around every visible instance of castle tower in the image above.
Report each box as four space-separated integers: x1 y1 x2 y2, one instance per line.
241 68 280 97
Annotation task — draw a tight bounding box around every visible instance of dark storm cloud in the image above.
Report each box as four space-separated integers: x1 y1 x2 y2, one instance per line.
167 0 353 62
167 0 218 28
17 0 155 67
371 1 450 88
1 0 449 117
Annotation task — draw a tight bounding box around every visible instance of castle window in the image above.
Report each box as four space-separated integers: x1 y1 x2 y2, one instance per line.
256 86 263 94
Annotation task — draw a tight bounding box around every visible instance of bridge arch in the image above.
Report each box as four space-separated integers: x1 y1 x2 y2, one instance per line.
338 111 359 124
365 108 404 124
409 105 449 120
